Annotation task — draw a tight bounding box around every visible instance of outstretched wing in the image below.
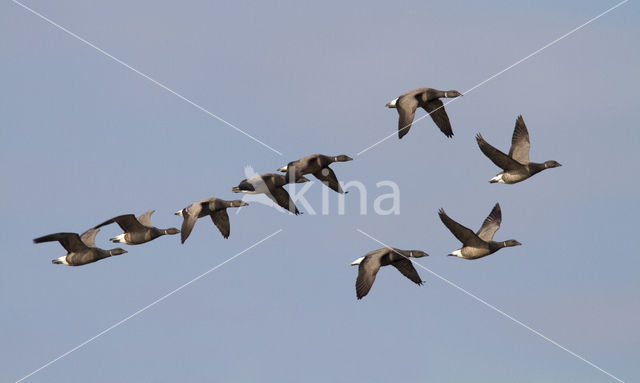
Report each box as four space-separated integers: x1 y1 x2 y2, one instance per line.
355 256 381 299
179 204 202 244
137 210 155 227
508 115 531 164
438 209 485 247
391 258 424 285
80 228 100 247
423 99 453 137
210 209 231 238
33 232 89 253
476 203 502 242
476 134 522 171
95 214 146 232
396 95 418 139
266 187 300 215
313 167 343 194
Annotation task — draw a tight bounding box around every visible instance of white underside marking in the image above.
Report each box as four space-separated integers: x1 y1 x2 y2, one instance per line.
387 97 398 107
491 174 506 183
451 249 463 257
56 255 70 265
350 256 365 266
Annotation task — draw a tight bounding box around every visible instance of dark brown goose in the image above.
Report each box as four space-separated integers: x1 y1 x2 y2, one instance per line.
386 87 462 139
277 153 353 194
350 247 428 299
232 173 309 215
438 203 521 260
33 228 127 266
175 198 248 243
94 210 180 245
476 115 561 184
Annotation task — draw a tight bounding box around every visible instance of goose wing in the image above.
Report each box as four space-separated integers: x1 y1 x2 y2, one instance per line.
391 258 424 285
476 134 522 171
33 232 89 253
80 228 100 247
210 209 231 238
355 255 382 299
423 99 454 137
508 115 531 164
95 214 146 233
313 167 343 194
268 187 300 215
136 210 155 228
476 203 502 242
438 209 485 247
396 95 419 139
179 203 203 244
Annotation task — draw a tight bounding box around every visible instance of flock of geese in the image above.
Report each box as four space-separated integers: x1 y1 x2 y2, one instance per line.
33 87 561 299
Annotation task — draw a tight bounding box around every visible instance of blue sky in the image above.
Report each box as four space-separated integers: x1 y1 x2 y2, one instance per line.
1 0 639 382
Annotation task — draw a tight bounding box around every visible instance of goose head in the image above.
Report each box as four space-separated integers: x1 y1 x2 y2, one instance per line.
334 155 353 162
544 160 562 169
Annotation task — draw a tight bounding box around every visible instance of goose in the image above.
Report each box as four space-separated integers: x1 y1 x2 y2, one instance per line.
94 210 180 245
175 198 248 243
277 153 353 194
33 228 127 266
232 173 309 215
386 87 462 139
438 203 521 260
476 115 561 184
350 247 428 299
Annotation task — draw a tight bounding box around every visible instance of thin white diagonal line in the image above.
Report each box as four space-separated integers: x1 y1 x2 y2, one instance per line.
356 228 626 383
14 229 283 383
357 0 628 156
11 0 283 156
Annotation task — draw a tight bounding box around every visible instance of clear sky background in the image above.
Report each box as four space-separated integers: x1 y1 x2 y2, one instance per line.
1 0 639 382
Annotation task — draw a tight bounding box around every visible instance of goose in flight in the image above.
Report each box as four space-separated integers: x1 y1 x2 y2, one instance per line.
386 87 462 139
277 153 352 194
232 173 309 215
175 198 248 243
476 115 561 184
438 203 521 260
33 228 127 266
350 247 428 299
94 210 180 245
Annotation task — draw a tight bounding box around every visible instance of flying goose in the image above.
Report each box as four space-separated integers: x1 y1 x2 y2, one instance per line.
476 115 561 184
175 198 248 243
350 247 428 299
386 88 462 139
438 203 521 260
232 173 309 215
277 153 353 194
94 210 180 245
33 228 127 266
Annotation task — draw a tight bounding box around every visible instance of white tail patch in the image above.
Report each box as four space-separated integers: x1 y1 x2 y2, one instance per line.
450 249 463 258
55 255 70 265
111 233 128 244
350 256 365 266
386 97 399 108
490 174 505 183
